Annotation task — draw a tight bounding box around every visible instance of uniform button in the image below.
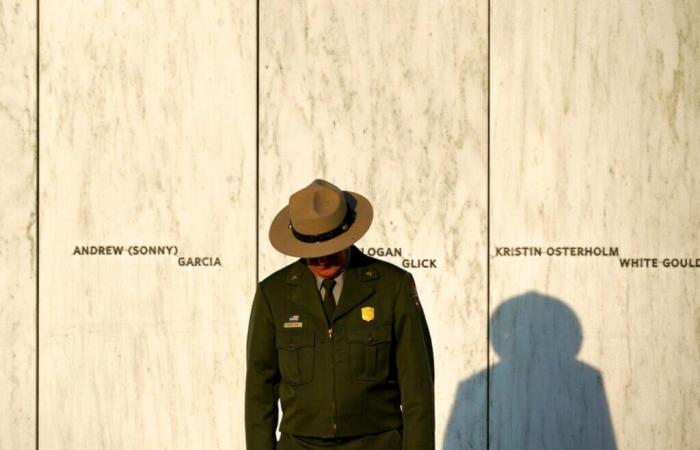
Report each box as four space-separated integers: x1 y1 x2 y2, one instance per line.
289 341 294 348
368 336 373 343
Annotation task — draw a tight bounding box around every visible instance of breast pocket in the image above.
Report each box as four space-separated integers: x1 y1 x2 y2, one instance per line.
276 332 315 386
347 325 392 380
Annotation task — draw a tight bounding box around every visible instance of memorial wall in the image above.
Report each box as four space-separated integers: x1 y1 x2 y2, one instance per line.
1 0 698 449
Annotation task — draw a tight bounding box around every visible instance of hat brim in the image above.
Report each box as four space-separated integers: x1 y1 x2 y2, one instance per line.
269 191 373 258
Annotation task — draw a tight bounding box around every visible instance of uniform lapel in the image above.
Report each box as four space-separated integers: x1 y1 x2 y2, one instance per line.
286 260 327 326
332 246 376 324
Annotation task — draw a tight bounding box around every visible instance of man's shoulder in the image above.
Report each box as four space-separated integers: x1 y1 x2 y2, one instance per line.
349 247 413 286
259 258 303 288
364 255 407 276
257 246 414 291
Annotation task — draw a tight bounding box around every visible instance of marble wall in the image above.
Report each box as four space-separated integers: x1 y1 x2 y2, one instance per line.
489 0 700 449
38 0 255 448
0 1 36 448
1 0 698 449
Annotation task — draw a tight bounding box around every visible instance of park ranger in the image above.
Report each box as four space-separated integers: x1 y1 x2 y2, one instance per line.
245 179 435 450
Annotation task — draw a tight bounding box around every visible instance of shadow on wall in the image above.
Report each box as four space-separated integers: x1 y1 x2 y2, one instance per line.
443 291 617 450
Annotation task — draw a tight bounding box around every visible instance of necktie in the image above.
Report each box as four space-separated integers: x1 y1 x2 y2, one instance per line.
321 278 336 325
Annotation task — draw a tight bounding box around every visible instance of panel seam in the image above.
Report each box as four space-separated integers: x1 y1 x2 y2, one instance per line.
35 0 41 448
486 0 491 447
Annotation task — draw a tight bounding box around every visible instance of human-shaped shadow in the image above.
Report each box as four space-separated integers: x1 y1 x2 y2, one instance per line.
443 291 616 450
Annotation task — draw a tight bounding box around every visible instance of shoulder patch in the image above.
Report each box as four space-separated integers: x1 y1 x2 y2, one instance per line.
409 279 422 312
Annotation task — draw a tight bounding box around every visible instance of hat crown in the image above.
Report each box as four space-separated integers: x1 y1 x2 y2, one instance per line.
288 179 348 235
268 178 373 258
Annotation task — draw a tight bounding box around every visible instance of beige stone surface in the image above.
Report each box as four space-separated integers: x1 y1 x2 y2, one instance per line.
4 0 697 448
258 2 488 448
38 1 255 448
490 1 700 449
0 1 36 448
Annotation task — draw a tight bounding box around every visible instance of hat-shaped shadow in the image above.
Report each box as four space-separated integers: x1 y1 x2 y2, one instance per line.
443 291 616 450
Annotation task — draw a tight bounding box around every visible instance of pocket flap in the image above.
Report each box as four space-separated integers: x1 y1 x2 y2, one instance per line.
347 325 392 345
275 331 315 350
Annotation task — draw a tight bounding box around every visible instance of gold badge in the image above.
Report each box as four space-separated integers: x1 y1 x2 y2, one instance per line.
283 322 303 328
361 307 374 322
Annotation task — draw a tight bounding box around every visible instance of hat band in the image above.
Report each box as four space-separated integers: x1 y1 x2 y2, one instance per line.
289 208 356 244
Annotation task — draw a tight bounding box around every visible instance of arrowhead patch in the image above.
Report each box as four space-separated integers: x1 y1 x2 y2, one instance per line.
409 279 422 312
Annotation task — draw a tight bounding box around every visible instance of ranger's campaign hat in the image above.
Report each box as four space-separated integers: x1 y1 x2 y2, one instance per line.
269 179 373 258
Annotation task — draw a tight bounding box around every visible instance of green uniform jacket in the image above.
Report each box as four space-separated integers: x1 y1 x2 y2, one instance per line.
245 245 435 450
